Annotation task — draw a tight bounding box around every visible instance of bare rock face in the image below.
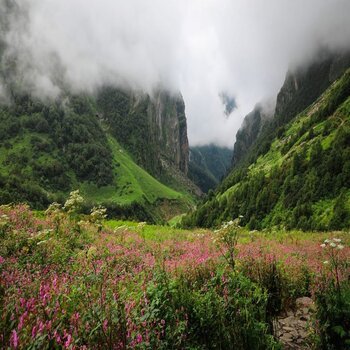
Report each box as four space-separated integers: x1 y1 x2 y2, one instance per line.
150 91 189 175
232 103 272 166
274 297 315 349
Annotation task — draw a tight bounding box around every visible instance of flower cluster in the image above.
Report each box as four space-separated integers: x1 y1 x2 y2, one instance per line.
320 238 344 250
89 206 107 232
63 190 84 214
45 202 62 216
213 218 242 269
1 204 349 349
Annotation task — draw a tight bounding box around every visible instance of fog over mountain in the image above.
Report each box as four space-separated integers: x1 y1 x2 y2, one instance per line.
1 0 350 146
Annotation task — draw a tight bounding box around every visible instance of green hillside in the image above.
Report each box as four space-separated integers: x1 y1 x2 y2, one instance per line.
0 94 192 222
82 136 187 205
183 69 350 230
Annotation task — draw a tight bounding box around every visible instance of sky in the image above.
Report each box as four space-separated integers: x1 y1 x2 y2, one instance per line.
2 0 350 147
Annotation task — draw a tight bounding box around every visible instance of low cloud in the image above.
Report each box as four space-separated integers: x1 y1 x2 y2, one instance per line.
2 0 350 146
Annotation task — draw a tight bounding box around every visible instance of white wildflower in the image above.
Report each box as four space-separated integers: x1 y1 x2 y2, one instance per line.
337 244 344 250
63 190 84 213
90 206 107 223
330 242 337 248
320 243 326 248
45 202 62 215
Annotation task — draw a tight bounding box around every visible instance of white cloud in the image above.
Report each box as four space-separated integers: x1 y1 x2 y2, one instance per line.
3 0 350 146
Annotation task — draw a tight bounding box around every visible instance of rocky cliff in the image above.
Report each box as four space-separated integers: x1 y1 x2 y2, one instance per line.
275 50 350 125
183 64 350 230
232 104 272 166
189 145 232 193
148 91 189 176
96 87 189 182
231 50 350 167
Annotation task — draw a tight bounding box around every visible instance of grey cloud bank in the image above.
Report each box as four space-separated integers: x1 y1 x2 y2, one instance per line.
2 0 350 146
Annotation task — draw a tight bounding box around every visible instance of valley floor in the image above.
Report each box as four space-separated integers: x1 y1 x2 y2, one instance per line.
0 204 349 349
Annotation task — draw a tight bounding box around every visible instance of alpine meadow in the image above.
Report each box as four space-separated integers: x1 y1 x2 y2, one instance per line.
0 1 350 349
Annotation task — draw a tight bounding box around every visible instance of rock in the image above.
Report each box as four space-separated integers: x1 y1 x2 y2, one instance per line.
284 316 298 325
298 329 309 339
276 296 314 349
302 307 309 315
297 320 307 327
281 333 294 342
296 297 314 308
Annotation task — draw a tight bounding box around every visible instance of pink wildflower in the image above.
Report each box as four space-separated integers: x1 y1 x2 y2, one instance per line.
31 326 37 339
54 330 61 344
136 333 142 343
64 333 72 348
103 319 108 333
10 330 19 349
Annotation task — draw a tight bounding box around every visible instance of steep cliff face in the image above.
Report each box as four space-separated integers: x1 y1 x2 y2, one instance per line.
232 104 272 166
188 145 232 193
231 50 350 167
96 87 189 181
149 91 189 175
275 50 350 125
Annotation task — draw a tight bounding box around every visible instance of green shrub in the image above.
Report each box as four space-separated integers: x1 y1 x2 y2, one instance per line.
315 238 350 349
143 267 281 349
315 281 350 349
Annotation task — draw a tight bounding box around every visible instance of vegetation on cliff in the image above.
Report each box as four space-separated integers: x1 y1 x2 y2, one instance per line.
188 145 232 193
0 91 193 222
183 69 350 231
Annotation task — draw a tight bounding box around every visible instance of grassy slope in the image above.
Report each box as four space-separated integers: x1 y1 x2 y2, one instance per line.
0 129 191 216
0 90 195 220
82 136 185 205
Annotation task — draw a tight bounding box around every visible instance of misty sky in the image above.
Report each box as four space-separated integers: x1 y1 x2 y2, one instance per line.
3 0 350 147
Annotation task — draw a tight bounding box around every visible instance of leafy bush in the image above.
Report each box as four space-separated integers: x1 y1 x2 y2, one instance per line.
143 268 280 350
314 238 350 349
315 282 350 349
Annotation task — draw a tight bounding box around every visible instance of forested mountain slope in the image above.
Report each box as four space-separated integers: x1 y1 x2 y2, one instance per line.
0 92 194 222
232 51 350 168
0 0 200 222
188 145 232 193
183 67 350 230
